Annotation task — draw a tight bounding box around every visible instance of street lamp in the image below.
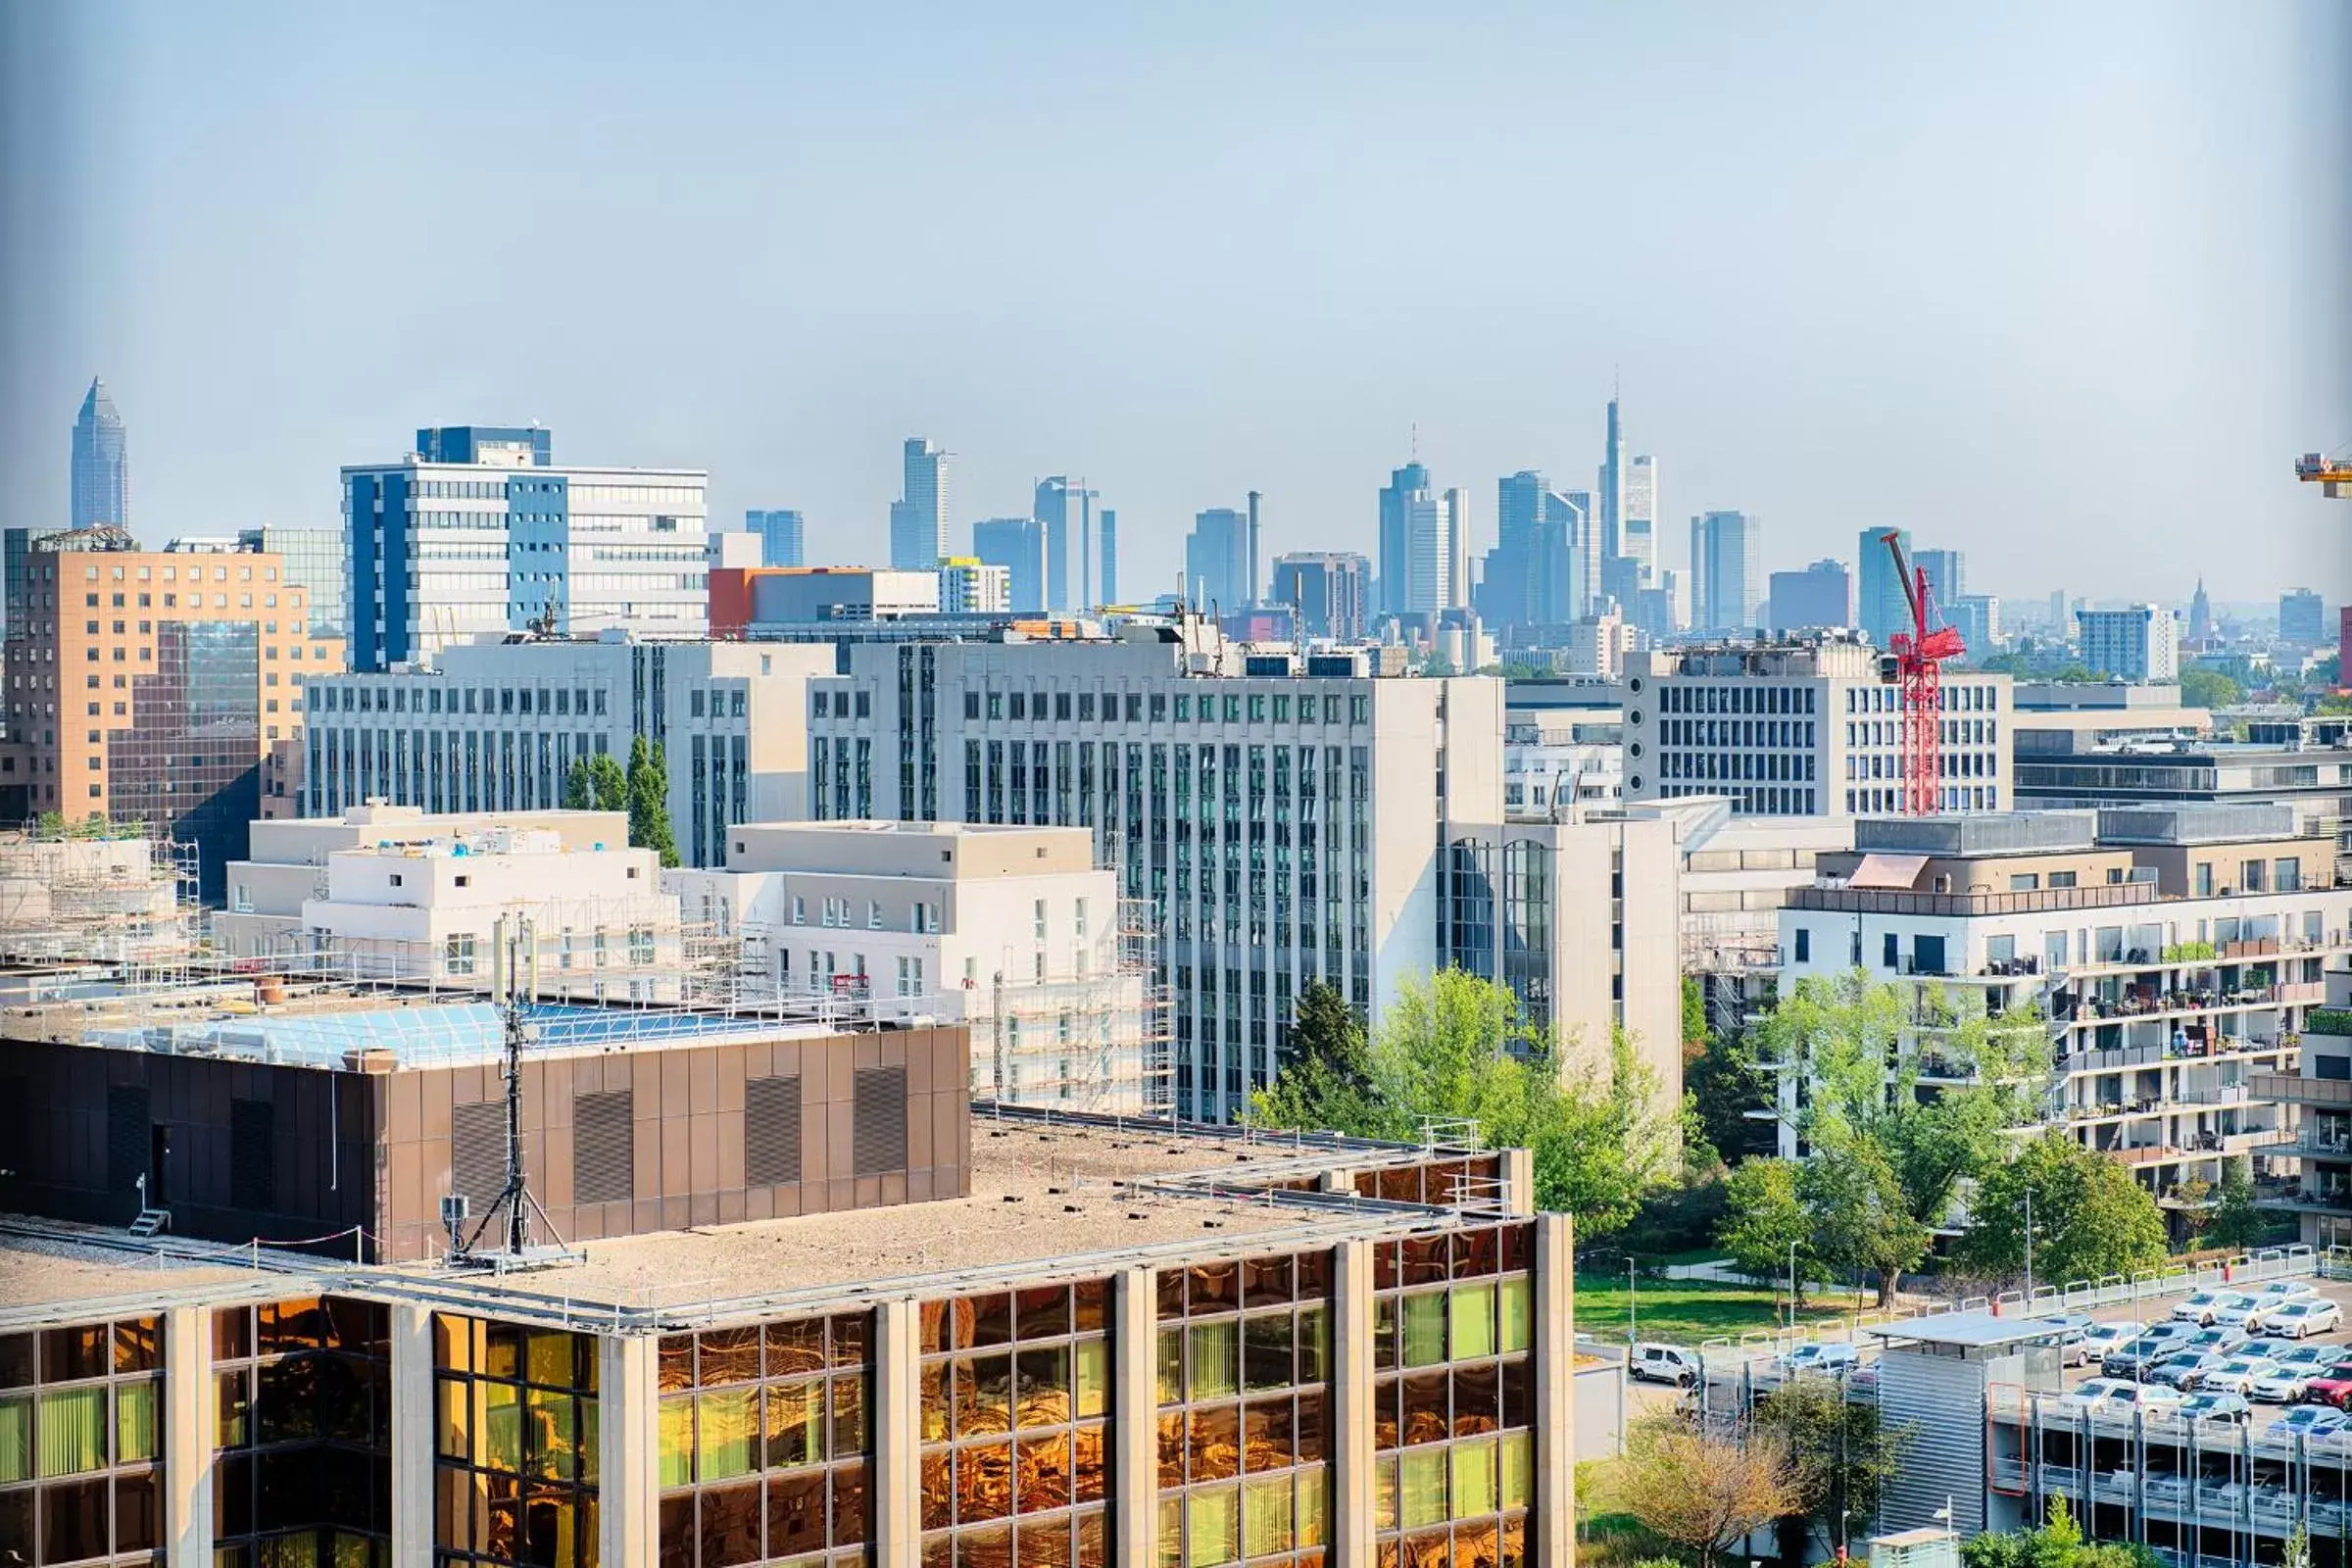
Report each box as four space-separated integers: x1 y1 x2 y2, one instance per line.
2024 1186 2035 1301
1628 1259 1638 1347
1789 1240 1799 1332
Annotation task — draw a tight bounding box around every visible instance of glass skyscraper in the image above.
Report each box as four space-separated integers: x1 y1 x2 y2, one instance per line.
748 509 806 567
71 377 128 531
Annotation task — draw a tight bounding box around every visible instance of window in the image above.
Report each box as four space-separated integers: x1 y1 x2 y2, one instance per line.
1034 900 1048 940
792 896 807 926
445 934 478 975
1792 928 1809 962
867 901 882 930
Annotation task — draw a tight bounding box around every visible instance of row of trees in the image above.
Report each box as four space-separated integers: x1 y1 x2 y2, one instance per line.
563 735 680 867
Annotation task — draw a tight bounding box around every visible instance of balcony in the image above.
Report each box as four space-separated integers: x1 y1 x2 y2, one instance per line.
2250 1072 2352 1108
1788 882 2158 917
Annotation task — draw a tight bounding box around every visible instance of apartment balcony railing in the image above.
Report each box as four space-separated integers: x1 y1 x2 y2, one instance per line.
1788 883 2158 917
2250 1072 2352 1107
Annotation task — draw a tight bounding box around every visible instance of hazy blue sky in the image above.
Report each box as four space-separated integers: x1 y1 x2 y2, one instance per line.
4 2 2345 605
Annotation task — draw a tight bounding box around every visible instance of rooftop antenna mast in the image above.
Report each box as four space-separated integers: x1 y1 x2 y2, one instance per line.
452 914 566 1262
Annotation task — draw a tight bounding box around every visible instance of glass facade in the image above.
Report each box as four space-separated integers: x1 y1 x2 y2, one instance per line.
657 1315 869 1568
920 1281 1110 1568
1154 1253 1331 1568
110 620 262 897
434 1317 600 1568
0 1315 164 1567
213 1296 392 1568
1370 1225 1536 1568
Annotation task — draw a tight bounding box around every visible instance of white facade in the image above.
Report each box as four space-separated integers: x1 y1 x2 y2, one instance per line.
2077 605 2180 682
1503 710 1624 816
804 628 1506 1121
938 559 1010 614
298 635 837 868
666 820 1158 1112
1405 489 1467 613
1623 637 2016 817
1623 456 1658 586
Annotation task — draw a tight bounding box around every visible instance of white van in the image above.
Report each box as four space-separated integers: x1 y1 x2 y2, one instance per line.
1630 1344 1702 1387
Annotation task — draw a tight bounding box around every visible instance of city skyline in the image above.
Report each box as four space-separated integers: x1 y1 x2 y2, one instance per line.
4 5 2343 603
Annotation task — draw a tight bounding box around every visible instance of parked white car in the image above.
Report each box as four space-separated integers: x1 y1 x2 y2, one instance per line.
2073 1322 2140 1367
2249 1347 2329 1401
2177 1290 2255 1326
2207 1293 2269 1329
2249 1280 2321 1307
2062 1377 2138 1407
1781 1342 1863 1376
2197 1356 2282 1396
2258 1298 2343 1339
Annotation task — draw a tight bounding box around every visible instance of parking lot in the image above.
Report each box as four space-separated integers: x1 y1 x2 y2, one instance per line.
1615 1261 2352 1427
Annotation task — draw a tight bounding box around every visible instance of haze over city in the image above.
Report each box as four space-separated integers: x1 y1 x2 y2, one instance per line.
5 1 2347 601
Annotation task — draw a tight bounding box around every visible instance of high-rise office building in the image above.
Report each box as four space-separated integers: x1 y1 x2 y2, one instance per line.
2281 588 2326 646
1857 526 1913 647
239 526 349 637
889 437 949 570
1622 454 1657 587
2076 605 2180 682
747 508 806 567
1913 549 1966 614
342 425 710 670
1034 475 1096 612
0 533 343 892
1271 552 1371 640
971 517 1048 613
1689 511 1764 632
1375 462 1426 617
1597 398 1624 564
1561 489 1597 616
1099 508 1118 606
1948 594 2002 657
1766 560 1851 631
70 377 129 533
1379 466 1461 616
1484 471 1585 627
1184 508 1254 612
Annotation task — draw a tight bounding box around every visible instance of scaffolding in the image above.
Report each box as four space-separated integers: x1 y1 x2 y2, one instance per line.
0 830 197 967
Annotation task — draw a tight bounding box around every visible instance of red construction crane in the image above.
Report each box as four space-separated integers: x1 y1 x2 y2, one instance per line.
1879 529 1967 816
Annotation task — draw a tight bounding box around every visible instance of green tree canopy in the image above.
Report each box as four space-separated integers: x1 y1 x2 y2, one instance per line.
1753 1375 1910 1564
2179 666 2242 710
1955 1131 2168 1287
564 753 629 813
2204 1153 2271 1250
625 735 680 868
1252 981 1378 1135
1718 1158 1815 1306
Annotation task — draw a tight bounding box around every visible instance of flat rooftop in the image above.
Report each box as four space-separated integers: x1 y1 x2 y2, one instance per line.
0 1226 301 1318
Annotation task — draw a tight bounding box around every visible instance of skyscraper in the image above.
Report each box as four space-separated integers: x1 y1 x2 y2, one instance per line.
1376 462 1428 617
1271 553 1370 640
2281 588 2326 646
888 438 948 570
2077 606 2180 681
1184 509 1253 611
1377 464 1461 615
1913 549 1966 614
1034 475 1095 612
746 508 806 567
1766 560 1852 631
1098 509 1118 607
1597 397 1624 563
1857 527 1913 647
1561 489 1597 616
70 377 128 531
971 517 1048 613
1689 511 1764 632
1623 454 1657 588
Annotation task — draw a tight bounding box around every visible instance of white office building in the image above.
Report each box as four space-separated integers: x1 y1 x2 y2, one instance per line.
2077 604 2180 682
297 634 837 868
342 424 709 670
937 558 1011 614
1622 635 2015 817
802 626 1506 1119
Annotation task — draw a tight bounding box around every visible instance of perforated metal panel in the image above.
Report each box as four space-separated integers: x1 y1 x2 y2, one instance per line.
450 1100 507 1207
571 1090 634 1205
228 1098 275 1210
852 1064 907 1176
745 1075 804 1187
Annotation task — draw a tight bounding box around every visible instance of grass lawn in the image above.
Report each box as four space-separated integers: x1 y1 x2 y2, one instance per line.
1573 1273 1877 1346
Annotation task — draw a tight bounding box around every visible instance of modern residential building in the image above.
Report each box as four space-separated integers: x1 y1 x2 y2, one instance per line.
238 525 349 637
1688 511 1764 632
297 634 837 870
888 437 949 571
973 516 1049 613
2281 588 2327 647
342 424 710 669
0 529 343 895
1184 501 1258 613
1773 806 2352 1199
1622 635 2015 817
747 508 807 568
219 815 685 999
937 558 1011 615
1271 553 1370 642
1857 526 1913 648
2255 968 2352 1243
2077 605 2181 682
1768 560 1852 632
69 377 127 532
1035 476 1096 613
801 628 1507 1121
1502 707 1623 819
0 1040 1574 1568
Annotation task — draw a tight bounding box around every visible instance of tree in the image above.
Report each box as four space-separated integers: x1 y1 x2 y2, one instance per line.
1964 1494 2163 1568
1249 968 1674 1242
1753 1376 1910 1565
1955 1131 2168 1287
1253 981 1378 1135
2205 1154 2268 1250
1758 969 2048 1304
1610 1416 1801 1568
625 735 680 868
2180 666 2242 710
2172 1171 2215 1245
1718 1159 1815 1307
564 753 628 813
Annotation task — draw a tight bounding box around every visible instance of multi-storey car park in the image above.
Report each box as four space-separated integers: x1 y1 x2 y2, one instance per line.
1773 805 2352 1202
0 973 1577 1568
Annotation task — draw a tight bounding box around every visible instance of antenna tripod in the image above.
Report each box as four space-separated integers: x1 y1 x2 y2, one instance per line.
448 914 571 1266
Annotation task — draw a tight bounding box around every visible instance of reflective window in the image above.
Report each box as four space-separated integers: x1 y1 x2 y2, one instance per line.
433 1315 600 1567
0 1315 163 1566
212 1296 392 1568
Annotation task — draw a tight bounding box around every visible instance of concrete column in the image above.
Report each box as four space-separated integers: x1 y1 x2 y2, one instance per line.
1534 1211 1577 1568
1112 1268 1159 1566
1501 1148 1536 1217
1331 1239 1376 1568
600 1333 659 1568
163 1306 211 1568
873 1298 924 1568
387 1304 434 1568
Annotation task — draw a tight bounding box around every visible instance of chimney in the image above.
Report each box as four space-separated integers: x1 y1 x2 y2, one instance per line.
1246 491 1261 607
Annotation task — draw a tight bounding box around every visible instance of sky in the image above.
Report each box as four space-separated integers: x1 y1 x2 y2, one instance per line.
2 2 2347 607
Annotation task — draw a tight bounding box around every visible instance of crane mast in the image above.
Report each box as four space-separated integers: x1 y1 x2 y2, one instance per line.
1879 530 1967 816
